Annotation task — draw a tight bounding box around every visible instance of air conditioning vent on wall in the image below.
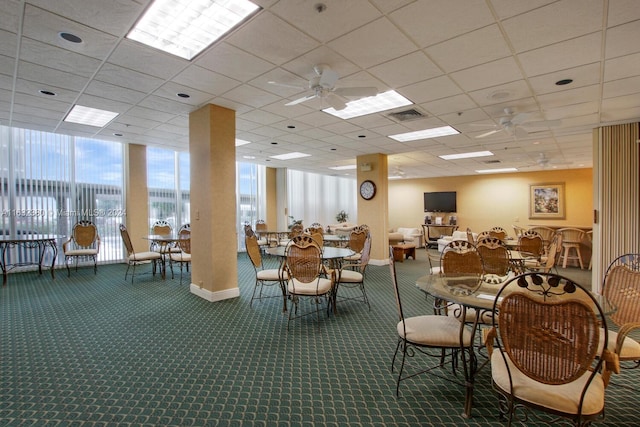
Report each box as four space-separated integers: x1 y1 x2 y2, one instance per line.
484 160 501 164
387 108 425 122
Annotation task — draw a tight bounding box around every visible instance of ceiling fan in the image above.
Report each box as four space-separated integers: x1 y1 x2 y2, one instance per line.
269 64 378 111
519 153 572 169
473 107 561 139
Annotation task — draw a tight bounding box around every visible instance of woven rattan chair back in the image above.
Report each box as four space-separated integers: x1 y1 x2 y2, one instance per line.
72 220 99 247
309 231 324 247
528 226 556 247
119 224 135 256
176 229 191 254
245 234 263 269
152 220 172 235
476 237 510 276
178 223 190 233
476 230 491 244
286 235 322 284
288 223 304 239
244 224 255 237
518 232 543 259
348 227 367 253
603 254 640 327
255 220 267 233
441 240 483 277
489 226 507 241
495 273 605 385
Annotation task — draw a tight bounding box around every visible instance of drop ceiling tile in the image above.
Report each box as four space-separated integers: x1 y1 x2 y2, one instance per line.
108 40 188 80
126 106 176 123
85 80 147 104
14 79 78 103
501 0 602 53
426 25 511 73
173 66 241 96
529 63 601 95
76 93 132 114
270 0 379 43
607 0 640 27
328 18 416 69
605 20 640 59
17 60 90 91
389 0 494 48
489 0 557 20
604 76 640 99
450 57 523 92
537 85 601 110
93 63 164 93
13 91 70 113
518 33 602 77
153 82 215 106
27 0 146 37
0 29 18 58
196 42 274 82
19 38 102 77
223 84 281 109
467 80 533 107
22 5 118 60
604 52 640 81
399 75 462 104
226 12 317 66
137 95 194 115
368 51 442 88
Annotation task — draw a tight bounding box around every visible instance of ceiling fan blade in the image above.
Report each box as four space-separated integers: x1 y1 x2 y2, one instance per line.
334 87 378 98
326 93 347 111
475 129 502 138
267 81 305 90
523 119 562 128
510 112 532 125
285 94 317 106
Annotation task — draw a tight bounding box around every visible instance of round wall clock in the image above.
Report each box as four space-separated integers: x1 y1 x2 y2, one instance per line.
359 180 376 200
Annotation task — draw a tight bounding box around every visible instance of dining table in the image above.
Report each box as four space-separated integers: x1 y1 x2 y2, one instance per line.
415 272 616 419
143 234 186 278
265 245 355 312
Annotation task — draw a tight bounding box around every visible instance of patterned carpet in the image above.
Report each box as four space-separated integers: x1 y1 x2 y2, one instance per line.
1 251 638 426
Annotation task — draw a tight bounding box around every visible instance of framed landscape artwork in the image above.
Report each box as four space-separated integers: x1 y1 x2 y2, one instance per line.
529 183 565 219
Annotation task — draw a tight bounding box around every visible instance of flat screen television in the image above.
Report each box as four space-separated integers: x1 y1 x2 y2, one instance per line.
424 191 457 212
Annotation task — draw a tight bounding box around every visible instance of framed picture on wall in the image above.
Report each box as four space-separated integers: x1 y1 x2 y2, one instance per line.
529 183 565 219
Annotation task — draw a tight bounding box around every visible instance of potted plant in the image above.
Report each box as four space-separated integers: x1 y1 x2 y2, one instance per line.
336 210 349 223
288 215 302 230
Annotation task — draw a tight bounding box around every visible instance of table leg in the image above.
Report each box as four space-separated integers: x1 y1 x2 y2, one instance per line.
459 305 480 419
1 243 7 286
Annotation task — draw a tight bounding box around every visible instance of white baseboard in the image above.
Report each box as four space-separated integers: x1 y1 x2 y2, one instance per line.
190 284 240 302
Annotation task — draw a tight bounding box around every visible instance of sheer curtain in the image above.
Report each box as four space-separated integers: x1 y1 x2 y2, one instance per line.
236 162 266 250
287 170 357 228
147 147 190 231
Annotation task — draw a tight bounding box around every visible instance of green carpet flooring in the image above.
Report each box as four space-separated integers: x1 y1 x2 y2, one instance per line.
1 251 638 426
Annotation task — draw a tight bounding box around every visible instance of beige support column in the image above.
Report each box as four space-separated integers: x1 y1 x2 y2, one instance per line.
189 104 239 301
356 153 389 264
125 144 149 250
265 167 277 228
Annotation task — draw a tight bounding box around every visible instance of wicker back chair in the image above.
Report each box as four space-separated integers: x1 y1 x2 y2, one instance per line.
440 240 483 278
62 220 101 276
119 224 163 282
343 226 367 262
245 234 287 309
476 230 492 244
334 233 372 310
528 226 556 249
489 226 507 241
518 230 543 260
284 235 334 330
169 228 192 285
601 254 640 371
476 237 510 277
389 246 473 397
485 272 619 426
150 219 179 254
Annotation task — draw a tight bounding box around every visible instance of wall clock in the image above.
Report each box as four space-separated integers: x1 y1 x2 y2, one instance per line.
359 180 376 200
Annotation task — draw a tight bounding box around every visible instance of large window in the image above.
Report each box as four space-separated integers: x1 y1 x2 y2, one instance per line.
0 125 125 266
287 170 357 228
237 162 265 251
147 147 190 231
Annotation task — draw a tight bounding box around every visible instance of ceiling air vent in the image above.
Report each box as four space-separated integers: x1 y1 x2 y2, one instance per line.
387 108 425 122
484 160 501 164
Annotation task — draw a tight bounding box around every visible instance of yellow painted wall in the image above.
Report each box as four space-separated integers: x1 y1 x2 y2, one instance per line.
389 168 593 237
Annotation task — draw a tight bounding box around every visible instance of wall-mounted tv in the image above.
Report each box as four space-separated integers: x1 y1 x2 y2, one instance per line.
424 191 457 212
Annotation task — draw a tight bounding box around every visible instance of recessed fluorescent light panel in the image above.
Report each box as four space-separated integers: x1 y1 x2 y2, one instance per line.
323 90 412 120
269 152 311 160
389 126 460 142
439 151 493 160
476 168 518 174
235 139 251 146
388 175 403 180
329 165 357 171
127 0 260 60
64 105 119 127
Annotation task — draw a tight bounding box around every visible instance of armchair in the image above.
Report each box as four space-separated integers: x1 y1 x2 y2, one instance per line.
388 227 423 247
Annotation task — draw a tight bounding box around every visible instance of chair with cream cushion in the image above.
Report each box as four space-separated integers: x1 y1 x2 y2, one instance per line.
119 224 163 282
169 228 191 285
63 220 100 276
245 232 288 309
485 272 619 426
334 233 371 311
389 246 473 397
600 254 640 375
284 235 334 330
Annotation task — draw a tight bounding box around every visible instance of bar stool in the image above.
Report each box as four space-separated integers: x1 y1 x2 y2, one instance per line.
557 228 586 269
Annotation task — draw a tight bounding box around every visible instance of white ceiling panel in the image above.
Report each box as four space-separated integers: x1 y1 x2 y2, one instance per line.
2 0 639 177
